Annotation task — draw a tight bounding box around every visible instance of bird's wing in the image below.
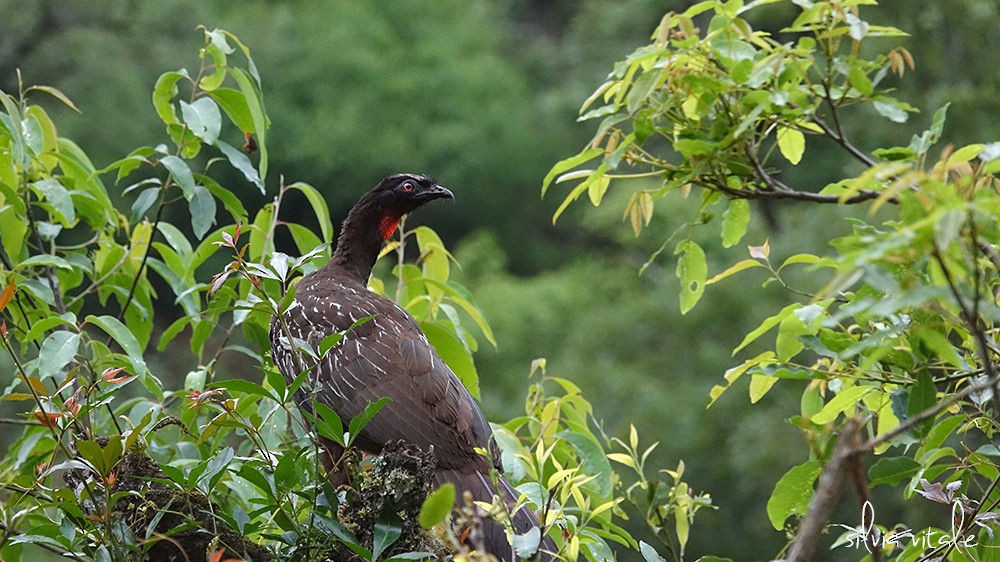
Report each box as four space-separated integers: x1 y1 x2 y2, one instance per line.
273 281 492 471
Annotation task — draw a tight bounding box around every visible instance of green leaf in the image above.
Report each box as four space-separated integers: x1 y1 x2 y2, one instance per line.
541 147 603 196
199 446 234 491
288 182 333 242
917 415 965 460
775 312 808 361
748 374 779 403
706 259 765 285
928 103 949 145
674 240 706 314
556 430 613 497
847 66 873 96
733 303 798 354
209 88 255 133
74 439 105 474
418 484 455 529
196 173 248 222
907 372 936 437
767 460 822 530
180 97 222 144
189 185 216 239
912 328 962 368
776 127 805 165
217 139 264 193
27 85 80 113
552 164 610 224
152 71 186 126
348 397 391 446
0 206 28 263
131 188 160 219
420 321 480 399
873 99 909 123
513 527 542 559
811 385 873 425
17 254 74 270
32 179 75 225
708 351 775 407
372 511 403 562
319 315 375 357
868 456 920 487
85 315 149 378
230 67 268 181
310 402 346 446
211 378 277 402
946 143 985 166
159 155 197 200
626 70 661 115
639 540 667 562
721 199 750 248
37 330 80 379
55 138 113 226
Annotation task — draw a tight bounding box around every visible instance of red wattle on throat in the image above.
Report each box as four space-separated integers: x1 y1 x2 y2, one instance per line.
379 213 401 240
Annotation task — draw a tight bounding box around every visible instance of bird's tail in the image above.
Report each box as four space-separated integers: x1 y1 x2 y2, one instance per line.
436 468 556 562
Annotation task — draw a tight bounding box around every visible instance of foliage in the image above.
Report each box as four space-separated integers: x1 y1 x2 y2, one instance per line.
0 25 702 562
546 0 1000 559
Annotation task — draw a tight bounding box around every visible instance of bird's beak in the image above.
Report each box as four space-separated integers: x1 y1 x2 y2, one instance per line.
426 184 454 201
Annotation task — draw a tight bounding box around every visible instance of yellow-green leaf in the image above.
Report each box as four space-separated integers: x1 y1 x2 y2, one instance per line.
777 127 805 165
721 198 750 248
749 374 779 403
675 240 706 314
811 386 873 425
706 259 764 285
419 484 455 529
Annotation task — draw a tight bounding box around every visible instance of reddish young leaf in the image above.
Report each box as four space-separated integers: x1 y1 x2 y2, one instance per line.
0 280 14 312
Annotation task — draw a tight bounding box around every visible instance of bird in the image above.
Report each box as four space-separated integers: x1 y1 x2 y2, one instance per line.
269 173 555 561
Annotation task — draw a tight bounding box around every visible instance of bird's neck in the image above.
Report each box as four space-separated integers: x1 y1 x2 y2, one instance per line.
326 199 402 283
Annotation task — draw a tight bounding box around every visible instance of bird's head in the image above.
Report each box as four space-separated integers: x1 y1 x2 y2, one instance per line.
367 173 454 240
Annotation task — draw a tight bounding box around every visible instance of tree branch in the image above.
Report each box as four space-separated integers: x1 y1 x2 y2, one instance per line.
786 419 863 562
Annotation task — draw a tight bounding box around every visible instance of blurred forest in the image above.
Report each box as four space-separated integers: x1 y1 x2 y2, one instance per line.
1 0 998 559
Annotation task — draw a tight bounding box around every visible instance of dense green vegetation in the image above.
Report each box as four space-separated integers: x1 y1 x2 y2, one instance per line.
2 1 1000 561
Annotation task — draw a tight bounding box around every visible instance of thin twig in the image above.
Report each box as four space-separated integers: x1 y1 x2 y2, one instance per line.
707 176 886 205
859 370 1000 454
817 82 877 168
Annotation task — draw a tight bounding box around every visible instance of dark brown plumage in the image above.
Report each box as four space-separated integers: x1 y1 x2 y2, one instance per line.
269 174 554 561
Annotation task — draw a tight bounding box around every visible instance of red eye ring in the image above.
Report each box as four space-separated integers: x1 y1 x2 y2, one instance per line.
402 182 415 192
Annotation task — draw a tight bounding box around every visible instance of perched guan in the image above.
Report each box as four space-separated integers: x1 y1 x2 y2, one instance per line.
269 174 554 561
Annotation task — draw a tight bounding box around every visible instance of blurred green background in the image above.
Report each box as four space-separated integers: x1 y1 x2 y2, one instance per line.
2 0 998 559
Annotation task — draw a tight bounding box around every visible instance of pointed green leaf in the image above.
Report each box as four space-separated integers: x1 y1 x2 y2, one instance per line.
85 315 148 378
542 148 604 196
189 185 216 239
372 511 403 562
811 385 873 425
767 460 822 530
217 140 264 193
159 155 196 200
419 484 455 529
288 182 333 242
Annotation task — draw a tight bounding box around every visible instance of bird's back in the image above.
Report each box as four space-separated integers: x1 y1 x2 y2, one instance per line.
271 268 493 471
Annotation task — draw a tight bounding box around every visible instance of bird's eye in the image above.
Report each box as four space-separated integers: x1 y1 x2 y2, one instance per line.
401 182 415 192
